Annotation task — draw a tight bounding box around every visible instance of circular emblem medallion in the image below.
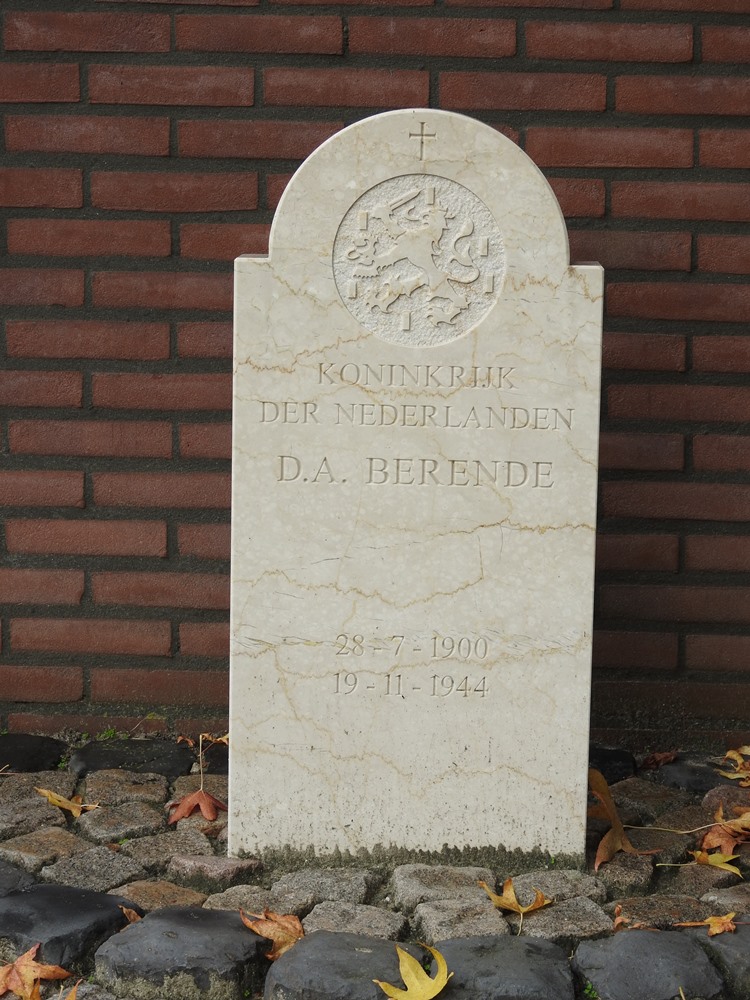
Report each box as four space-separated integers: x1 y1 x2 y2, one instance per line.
333 174 505 348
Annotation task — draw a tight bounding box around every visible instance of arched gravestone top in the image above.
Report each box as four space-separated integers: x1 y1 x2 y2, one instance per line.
230 110 603 861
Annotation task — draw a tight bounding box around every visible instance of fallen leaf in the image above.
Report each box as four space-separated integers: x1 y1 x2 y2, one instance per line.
640 750 679 771
118 906 142 925
674 912 737 936
588 768 661 871
717 748 750 787
689 850 742 877
374 944 452 1000
61 982 81 1000
240 908 304 961
166 788 227 824
702 807 750 855
0 944 70 1000
612 903 630 932
176 735 196 748
479 878 552 933
34 788 99 819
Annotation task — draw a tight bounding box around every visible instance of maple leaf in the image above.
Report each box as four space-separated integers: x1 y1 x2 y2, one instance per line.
588 768 661 871
118 905 142 925
479 878 552 934
689 849 742 877
674 912 737 937
701 806 750 854
166 788 228 824
373 944 452 1000
34 788 99 819
239 908 304 961
0 944 70 1000
717 748 750 787
612 903 630 932
640 750 679 771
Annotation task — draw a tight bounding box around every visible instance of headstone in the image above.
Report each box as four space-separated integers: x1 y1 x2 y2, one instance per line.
229 109 602 859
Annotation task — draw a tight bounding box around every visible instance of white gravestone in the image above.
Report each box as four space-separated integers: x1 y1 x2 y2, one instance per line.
230 110 602 859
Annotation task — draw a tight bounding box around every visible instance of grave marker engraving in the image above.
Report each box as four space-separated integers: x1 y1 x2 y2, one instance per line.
229 110 603 859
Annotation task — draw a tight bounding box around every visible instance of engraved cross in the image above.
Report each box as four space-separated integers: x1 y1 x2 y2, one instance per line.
409 122 436 161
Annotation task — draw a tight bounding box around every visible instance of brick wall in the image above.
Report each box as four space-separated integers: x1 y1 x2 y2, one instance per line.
1 0 748 749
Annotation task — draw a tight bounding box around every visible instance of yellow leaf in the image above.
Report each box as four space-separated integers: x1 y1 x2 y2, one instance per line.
479 878 552 933
239 909 304 961
0 944 70 1000
588 769 661 871
674 912 737 937
689 850 743 877
374 945 452 1000
34 788 98 820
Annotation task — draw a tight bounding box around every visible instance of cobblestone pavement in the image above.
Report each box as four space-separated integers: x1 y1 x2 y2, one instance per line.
0 735 748 1000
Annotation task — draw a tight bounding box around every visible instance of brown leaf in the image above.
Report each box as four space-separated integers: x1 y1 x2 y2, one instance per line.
166 789 227 824
674 912 737 937
640 750 679 771
118 906 142 925
588 768 661 871
612 904 630 932
479 878 552 934
34 788 99 819
240 908 304 961
0 944 70 1000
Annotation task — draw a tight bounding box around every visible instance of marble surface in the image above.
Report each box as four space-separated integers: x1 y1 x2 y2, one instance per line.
229 110 603 858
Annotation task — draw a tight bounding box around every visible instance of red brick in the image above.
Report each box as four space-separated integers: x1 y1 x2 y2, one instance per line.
685 536 750 573
0 667 83 704
693 336 750 373
0 168 81 208
93 473 231 508
599 432 684 471
621 0 748 9
441 72 605 111
93 373 230 410
526 21 691 61
6 321 170 361
179 622 229 656
5 115 169 155
0 270 84 308
91 171 257 213
526 128 692 168
697 237 750 275
0 372 82 407
5 13 169 51
602 333 686 372
180 224 269 260
609 385 750 423
592 680 750 724
92 272 232 311
447 0 611 6
177 323 233 359
8 220 171 258
569 231 691 271
599 584 750 624
702 26 750 62
9 420 172 459
699 131 750 169
100 0 258 4
602 482 750 522
178 119 341 159
11 618 171 655
91 668 228 706
5 520 167 558
173 716 229 738
0 472 84 508
612 182 750 222
267 174 291 209
349 17 514 56
264 68 428 107
92 572 229 609
693 435 750 472
595 534 679 572
592 631 678 669
607 283 750 324
548 178 605 218
178 525 231 560
176 14 341 52
7 714 168 736
179 423 232 459
686 635 750 671
273 0 429 5
617 76 750 115
0 570 84 605
0 63 79 102
89 65 254 106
